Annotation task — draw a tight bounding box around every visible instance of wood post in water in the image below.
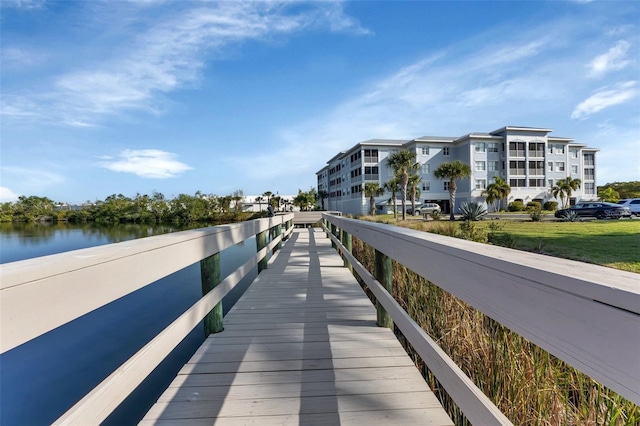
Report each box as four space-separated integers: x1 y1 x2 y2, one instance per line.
200 252 223 335
375 249 393 329
257 230 268 272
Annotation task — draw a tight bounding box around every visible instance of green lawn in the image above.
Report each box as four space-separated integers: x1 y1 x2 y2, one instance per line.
484 220 640 273
361 215 640 273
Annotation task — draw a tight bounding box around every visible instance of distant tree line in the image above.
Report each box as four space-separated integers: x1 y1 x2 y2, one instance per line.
0 191 262 224
597 181 640 202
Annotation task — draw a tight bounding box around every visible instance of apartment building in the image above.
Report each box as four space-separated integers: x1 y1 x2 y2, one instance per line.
316 126 598 216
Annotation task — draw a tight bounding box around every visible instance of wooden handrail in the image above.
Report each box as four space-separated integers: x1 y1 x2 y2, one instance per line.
322 214 640 407
0 215 293 354
53 234 286 425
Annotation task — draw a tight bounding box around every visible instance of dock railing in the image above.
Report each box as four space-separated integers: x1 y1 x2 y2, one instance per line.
322 213 640 424
0 214 294 425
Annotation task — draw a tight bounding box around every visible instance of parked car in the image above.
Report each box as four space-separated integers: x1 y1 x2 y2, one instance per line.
407 203 442 216
554 202 632 219
616 198 640 216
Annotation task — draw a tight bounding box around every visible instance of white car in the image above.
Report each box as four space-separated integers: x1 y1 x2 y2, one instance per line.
616 198 640 216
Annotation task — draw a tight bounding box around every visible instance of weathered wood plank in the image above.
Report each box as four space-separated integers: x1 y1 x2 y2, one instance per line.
156 376 432 402
142 228 453 425
143 392 443 420
139 409 454 426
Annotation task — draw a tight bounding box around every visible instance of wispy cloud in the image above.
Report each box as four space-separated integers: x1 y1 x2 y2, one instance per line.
1 0 46 9
571 81 638 119
0 186 19 202
1 2 368 126
99 149 192 178
588 40 632 77
0 167 66 197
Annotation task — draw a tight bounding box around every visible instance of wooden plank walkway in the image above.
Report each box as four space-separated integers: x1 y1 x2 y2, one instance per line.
141 228 453 425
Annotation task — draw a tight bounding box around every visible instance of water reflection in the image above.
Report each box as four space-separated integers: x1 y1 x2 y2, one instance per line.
0 221 260 425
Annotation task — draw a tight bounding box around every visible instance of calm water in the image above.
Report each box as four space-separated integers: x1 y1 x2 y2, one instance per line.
0 222 261 425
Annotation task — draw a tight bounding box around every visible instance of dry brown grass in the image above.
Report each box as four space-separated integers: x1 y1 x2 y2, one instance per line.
350 236 639 426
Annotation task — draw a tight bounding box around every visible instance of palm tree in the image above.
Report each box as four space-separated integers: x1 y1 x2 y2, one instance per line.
387 150 419 220
384 177 400 219
407 174 422 215
262 191 273 208
552 177 582 208
434 160 472 220
255 196 264 212
483 176 511 212
318 190 328 210
364 182 384 215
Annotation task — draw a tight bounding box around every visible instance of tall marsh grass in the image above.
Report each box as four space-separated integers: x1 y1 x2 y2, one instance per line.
351 236 639 425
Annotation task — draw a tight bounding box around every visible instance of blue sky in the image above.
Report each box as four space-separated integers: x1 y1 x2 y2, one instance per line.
1 0 639 204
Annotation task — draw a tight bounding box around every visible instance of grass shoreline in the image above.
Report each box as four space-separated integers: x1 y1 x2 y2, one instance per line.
348 215 639 425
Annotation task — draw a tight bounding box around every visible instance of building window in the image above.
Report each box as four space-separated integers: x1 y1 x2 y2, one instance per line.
488 161 499 171
584 168 595 180
364 149 378 163
556 162 565 172
421 162 430 174
509 178 526 188
421 146 430 155
475 179 486 190
571 165 578 174
584 153 595 166
509 142 526 157
547 144 553 154
364 166 379 181
529 161 544 175
488 143 499 153
529 179 545 187
422 181 430 191
509 160 525 175
548 179 554 188
547 162 553 172
475 143 486 153
528 142 544 157
570 149 578 159
584 182 595 194
442 147 450 156
475 161 486 171
444 182 450 190
555 145 565 154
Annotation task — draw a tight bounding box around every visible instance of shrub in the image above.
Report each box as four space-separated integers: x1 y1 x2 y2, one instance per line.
526 201 542 211
529 207 544 222
430 210 441 221
561 210 579 222
508 200 525 212
459 202 487 221
543 201 558 211
459 220 486 242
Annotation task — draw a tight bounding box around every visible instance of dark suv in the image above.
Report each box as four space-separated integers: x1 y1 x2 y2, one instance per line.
555 202 632 219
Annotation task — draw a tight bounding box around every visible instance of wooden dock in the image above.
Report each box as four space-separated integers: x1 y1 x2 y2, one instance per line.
141 228 453 425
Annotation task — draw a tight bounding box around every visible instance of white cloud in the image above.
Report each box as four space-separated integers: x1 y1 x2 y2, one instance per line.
2 2 368 126
588 40 632 77
0 187 19 202
571 81 638 119
99 149 192 178
1 0 46 9
0 167 66 196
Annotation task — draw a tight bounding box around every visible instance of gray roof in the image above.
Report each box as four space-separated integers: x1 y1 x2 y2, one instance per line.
413 135 456 142
490 126 553 135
